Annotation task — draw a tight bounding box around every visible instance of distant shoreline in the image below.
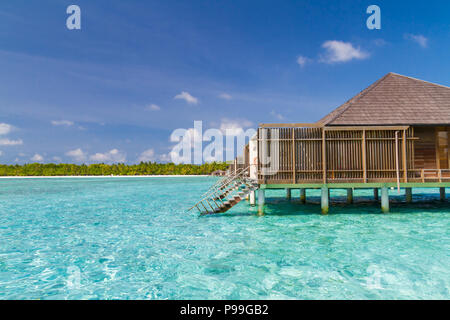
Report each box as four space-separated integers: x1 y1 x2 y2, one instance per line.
0 175 212 179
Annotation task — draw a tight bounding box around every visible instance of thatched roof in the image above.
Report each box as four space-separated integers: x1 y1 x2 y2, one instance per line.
318 73 450 126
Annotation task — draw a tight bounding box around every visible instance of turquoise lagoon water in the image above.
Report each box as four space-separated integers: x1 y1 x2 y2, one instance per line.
0 177 449 300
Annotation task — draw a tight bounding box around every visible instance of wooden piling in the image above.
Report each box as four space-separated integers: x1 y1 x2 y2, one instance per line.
258 189 265 215
381 187 389 213
321 186 329 215
300 188 306 204
249 190 256 206
347 188 353 204
405 188 412 203
286 188 291 200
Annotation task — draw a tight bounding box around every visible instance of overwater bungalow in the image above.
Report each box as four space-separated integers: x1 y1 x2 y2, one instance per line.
210 170 227 176
191 73 450 215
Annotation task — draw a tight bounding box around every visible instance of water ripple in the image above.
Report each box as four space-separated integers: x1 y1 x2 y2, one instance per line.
0 178 448 299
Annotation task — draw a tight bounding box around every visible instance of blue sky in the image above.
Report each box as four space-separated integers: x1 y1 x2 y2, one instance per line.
0 0 449 164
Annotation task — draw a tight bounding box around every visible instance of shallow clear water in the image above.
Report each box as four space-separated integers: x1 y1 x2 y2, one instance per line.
0 177 449 299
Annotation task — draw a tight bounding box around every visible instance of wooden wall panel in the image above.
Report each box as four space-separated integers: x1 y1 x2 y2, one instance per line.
256 125 420 184
414 127 437 169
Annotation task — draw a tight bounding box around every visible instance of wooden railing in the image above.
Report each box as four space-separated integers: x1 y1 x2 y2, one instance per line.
257 124 421 184
418 169 450 182
228 158 247 175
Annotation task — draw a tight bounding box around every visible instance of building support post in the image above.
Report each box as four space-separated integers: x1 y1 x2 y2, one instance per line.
405 188 412 203
300 188 306 204
286 188 291 200
347 188 353 204
440 187 446 201
374 188 379 201
258 189 265 215
321 186 329 215
249 190 256 206
381 187 389 213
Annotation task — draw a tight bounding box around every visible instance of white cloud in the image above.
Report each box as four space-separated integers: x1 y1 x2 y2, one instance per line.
218 93 232 100
174 91 198 105
170 127 202 143
137 149 156 162
296 55 310 67
0 138 23 146
0 123 22 146
405 34 428 48
146 104 161 111
51 120 74 126
219 118 253 136
52 156 62 162
167 150 185 164
0 123 13 135
0 150 3 156
373 39 388 47
203 154 223 163
187 128 203 142
65 148 126 163
159 153 172 163
270 110 284 120
65 148 87 162
320 40 369 63
139 149 179 163
90 149 126 163
31 154 44 162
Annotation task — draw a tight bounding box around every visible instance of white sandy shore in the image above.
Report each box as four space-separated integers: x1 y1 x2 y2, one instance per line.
0 175 211 179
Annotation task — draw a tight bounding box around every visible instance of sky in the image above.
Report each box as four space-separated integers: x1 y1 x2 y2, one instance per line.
0 0 449 164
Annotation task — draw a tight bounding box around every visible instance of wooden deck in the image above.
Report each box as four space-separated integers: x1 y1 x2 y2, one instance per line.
256 124 450 185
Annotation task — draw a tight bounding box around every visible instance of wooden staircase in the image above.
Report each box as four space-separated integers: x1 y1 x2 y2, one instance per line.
188 167 258 215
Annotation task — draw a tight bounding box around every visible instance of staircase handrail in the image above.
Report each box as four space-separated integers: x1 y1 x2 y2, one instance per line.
200 167 248 197
188 166 250 211
189 170 247 211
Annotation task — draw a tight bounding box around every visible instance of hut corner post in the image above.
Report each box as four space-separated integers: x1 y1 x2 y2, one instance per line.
322 128 327 184
321 128 328 214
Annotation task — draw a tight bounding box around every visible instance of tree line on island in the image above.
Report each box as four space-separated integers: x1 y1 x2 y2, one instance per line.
0 162 229 176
